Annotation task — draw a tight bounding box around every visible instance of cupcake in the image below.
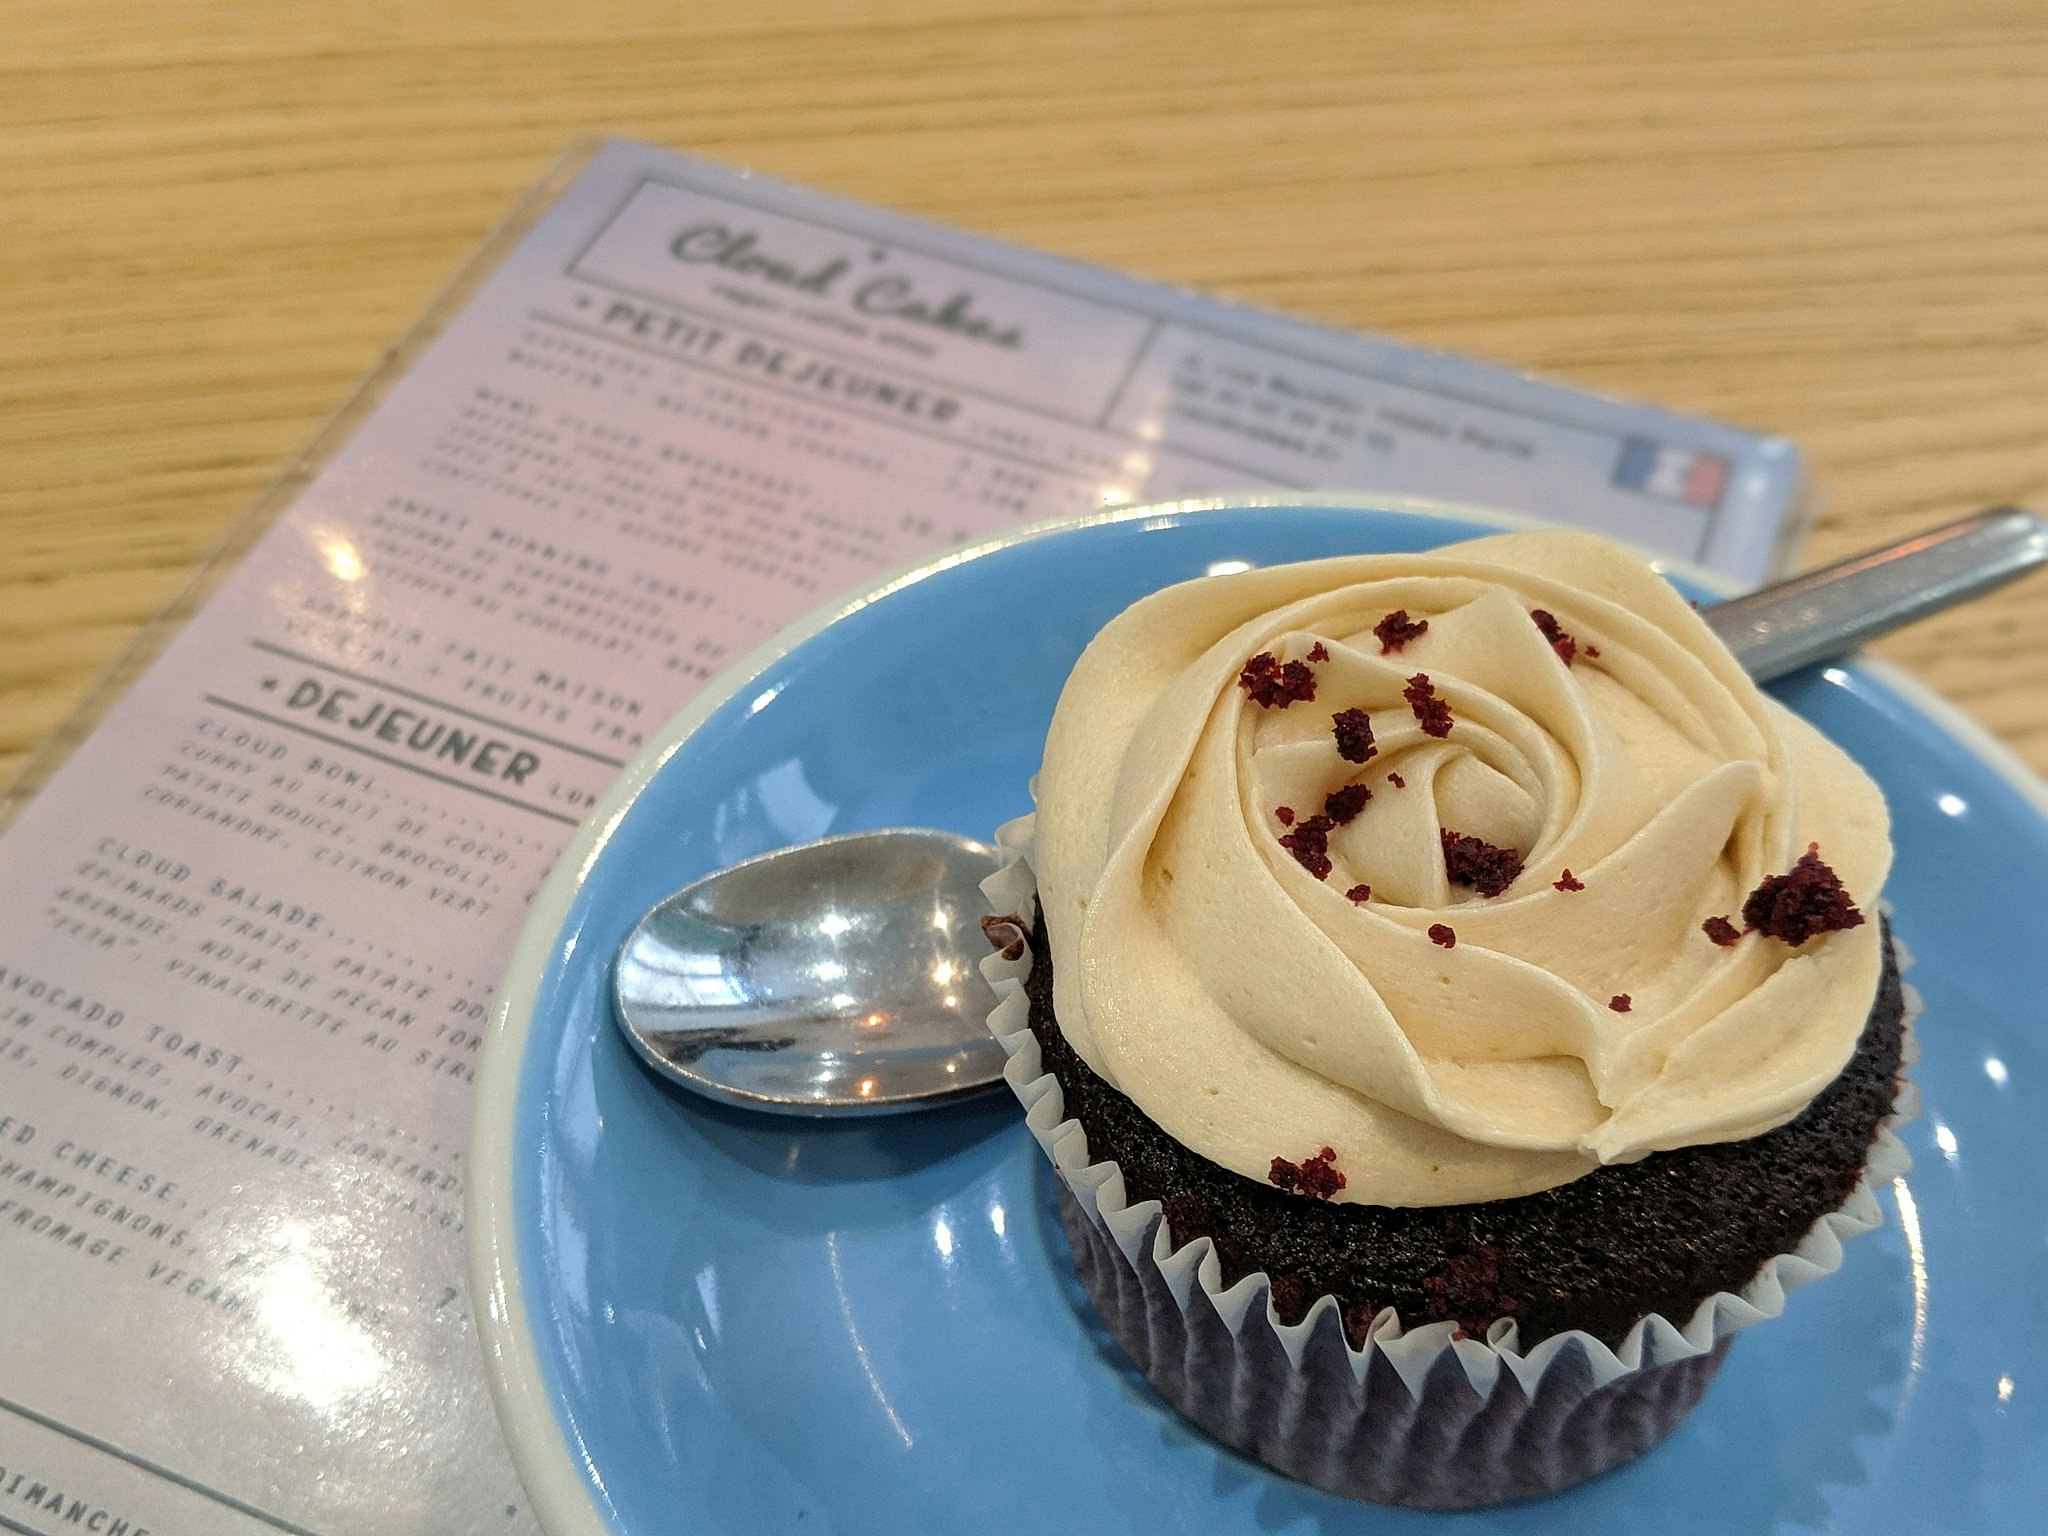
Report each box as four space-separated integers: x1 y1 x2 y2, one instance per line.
982 528 1914 1508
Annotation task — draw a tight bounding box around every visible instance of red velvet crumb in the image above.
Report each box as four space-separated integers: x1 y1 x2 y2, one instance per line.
1306 641 1330 663
1332 707 1378 763
1268 1145 1346 1199
1441 828 1524 897
1553 868 1584 892
1403 673 1454 737
1278 814 1336 879
1238 650 1317 708
1428 922 1456 948
1374 609 1430 654
1421 1244 1523 1336
1609 993 1632 1013
1345 883 1372 904
1274 805 1296 826
1584 644 1601 659
1324 782 1373 824
1529 608 1578 665
1702 914 1741 947
1267 1273 1310 1323
1341 1299 1382 1350
1387 771 1406 789
1742 843 1866 946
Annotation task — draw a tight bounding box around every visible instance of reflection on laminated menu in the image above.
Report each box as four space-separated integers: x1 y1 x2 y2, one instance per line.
0 1389 320 1536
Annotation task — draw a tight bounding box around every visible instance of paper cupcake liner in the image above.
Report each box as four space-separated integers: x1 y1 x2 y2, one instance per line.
981 815 1920 1507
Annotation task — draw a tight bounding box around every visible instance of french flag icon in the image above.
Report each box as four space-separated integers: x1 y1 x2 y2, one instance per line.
1615 437 1729 509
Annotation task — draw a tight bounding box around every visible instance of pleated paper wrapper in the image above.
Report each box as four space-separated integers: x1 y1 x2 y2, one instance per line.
980 813 1918 1508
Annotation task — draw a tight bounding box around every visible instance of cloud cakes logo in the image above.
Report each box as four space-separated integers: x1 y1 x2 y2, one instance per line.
668 223 1023 349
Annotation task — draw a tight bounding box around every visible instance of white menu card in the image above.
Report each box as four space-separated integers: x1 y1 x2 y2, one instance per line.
0 138 1804 1536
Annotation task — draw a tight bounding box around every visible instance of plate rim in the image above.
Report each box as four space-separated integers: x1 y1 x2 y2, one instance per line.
463 494 2046 1536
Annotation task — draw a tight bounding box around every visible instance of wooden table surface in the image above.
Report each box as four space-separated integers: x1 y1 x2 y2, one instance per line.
4 0 2046 790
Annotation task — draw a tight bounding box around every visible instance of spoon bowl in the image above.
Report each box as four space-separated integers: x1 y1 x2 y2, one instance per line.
612 827 1010 1114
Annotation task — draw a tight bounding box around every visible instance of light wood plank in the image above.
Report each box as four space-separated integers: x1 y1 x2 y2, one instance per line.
4 0 2045 789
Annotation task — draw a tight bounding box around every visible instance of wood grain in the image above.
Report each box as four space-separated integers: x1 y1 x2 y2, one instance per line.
4 0 2046 790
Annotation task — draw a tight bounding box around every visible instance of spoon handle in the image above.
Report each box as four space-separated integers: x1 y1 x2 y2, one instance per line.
1704 505 2048 682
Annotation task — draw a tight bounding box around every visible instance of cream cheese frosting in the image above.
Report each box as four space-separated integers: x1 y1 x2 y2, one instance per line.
1028 529 1891 1207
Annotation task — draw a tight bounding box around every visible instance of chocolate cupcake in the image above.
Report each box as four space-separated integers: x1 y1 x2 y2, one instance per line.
983 529 1915 1508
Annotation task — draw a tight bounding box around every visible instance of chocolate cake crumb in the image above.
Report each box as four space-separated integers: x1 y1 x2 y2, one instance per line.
979 912 1029 961
1374 610 1430 654
1332 707 1377 763
1743 843 1865 946
1324 783 1372 824
1306 641 1330 663
1279 814 1336 879
1609 994 1632 1013
1530 609 1578 665
1441 828 1524 897
1387 772 1406 789
1238 651 1317 709
1345 883 1372 904
1404 673 1454 738
1274 805 1296 826
1428 922 1456 948
1702 915 1741 947
1158 1191 1212 1256
1553 869 1585 892
1269 1146 1346 1200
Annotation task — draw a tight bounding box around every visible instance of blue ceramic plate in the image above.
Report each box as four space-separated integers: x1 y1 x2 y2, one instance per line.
469 498 2047 1536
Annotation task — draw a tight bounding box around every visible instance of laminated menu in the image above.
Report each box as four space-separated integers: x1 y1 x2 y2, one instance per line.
0 138 1807 1535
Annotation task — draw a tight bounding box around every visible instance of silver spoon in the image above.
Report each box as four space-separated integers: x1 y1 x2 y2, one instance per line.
614 826 1011 1115
614 505 2047 1116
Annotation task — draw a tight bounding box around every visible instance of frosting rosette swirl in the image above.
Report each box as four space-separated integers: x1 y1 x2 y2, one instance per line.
1030 529 1891 1207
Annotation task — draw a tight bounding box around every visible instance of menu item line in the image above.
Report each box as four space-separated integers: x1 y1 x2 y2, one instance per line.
524 309 1111 485
198 696 581 827
0 1395 319 1536
569 263 1107 438
248 642 626 771
529 307 1308 495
